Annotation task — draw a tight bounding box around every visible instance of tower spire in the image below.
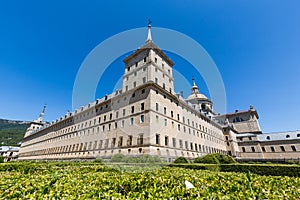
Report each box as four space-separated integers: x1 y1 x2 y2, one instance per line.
37 104 46 123
191 76 199 94
146 19 152 43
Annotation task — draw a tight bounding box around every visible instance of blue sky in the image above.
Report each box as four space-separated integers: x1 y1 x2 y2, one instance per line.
0 0 299 133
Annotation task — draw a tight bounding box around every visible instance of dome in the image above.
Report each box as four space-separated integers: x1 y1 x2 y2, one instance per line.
186 93 208 101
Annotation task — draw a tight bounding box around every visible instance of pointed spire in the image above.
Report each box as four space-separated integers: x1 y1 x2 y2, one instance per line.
191 76 199 94
192 76 196 86
37 104 46 123
146 19 152 43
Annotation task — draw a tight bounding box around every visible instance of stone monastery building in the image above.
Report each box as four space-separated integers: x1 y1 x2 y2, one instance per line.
19 24 300 162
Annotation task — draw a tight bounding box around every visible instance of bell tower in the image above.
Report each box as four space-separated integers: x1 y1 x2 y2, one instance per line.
122 21 175 93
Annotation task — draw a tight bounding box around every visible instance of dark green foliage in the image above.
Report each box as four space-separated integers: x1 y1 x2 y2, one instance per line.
94 158 103 163
286 160 296 164
111 153 126 162
194 153 235 164
1 162 300 199
0 119 29 146
111 154 162 163
0 156 4 163
220 164 300 177
194 154 220 164
174 156 189 163
170 163 300 177
214 153 236 164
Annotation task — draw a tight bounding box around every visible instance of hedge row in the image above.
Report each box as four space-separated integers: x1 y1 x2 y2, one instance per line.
169 163 300 177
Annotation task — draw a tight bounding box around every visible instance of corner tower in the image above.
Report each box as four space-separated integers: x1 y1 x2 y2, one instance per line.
122 22 175 93
23 105 46 138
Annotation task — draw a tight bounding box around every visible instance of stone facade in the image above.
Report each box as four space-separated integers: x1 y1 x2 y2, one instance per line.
18 25 300 162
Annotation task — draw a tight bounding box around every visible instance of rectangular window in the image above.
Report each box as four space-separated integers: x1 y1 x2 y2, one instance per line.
280 146 285 152
143 77 146 83
171 111 174 118
131 106 134 114
123 109 126 116
116 111 119 119
178 124 180 131
271 146 275 152
164 119 167 126
110 113 112 120
156 134 160 145
156 103 159 111
140 115 145 123
156 115 159 123
179 140 183 148
291 145 297 152
118 136 123 147
155 78 158 84
242 147 246 152
185 141 188 150
130 118 134 125
98 140 103 149
190 143 193 150
141 103 145 111
121 120 124 127
128 135 133 146
138 134 143 145
105 139 109 148
144 57 146 62
155 57 157 63
164 107 166 115
261 146 266 152
251 147 255 152
133 82 136 87
112 138 116 147
165 136 169 146
172 138 176 148
177 114 180 121
115 121 118 129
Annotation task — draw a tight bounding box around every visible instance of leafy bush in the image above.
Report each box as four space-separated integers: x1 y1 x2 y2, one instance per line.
111 154 162 163
2 162 299 199
111 153 126 162
286 160 296 165
0 156 4 163
194 154 235 164
170 163 300 177
214 153 236 164
174 157 189 164
194 154 220 164
94 158 103 163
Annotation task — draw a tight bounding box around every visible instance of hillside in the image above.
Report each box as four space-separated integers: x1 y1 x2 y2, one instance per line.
0 119 30 146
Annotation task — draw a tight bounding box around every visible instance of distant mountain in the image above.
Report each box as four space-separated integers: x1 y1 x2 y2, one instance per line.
0 119 30 146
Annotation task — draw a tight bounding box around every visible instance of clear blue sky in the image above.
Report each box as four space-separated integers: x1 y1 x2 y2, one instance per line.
0 0 299 133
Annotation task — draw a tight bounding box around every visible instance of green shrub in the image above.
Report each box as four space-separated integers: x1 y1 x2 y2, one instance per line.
214 153 236 164
194 154 220 164
0 156 4 163
173 157 188 164
286 160 296 165
111 153 126 162
94 158 103 163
